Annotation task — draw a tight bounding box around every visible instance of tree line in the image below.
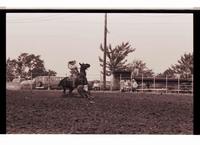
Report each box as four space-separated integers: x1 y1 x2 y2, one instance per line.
6 42 193 81
99 41 193 79
6 53 56 81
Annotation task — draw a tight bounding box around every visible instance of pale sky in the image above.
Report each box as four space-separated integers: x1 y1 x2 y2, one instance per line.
6 13 193 80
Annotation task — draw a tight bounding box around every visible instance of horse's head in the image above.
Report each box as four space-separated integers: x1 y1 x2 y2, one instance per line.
79 63 90 71
78 63 90 85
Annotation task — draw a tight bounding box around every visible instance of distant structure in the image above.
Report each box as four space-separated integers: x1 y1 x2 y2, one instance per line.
111 70 131 90
111 70 192 91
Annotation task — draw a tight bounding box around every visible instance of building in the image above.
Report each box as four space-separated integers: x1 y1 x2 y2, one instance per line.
111 70 192 93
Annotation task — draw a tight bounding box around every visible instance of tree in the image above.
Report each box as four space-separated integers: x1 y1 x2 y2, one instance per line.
157 68 175 78
157 52 193 78
99 42 135 76
46 70 57 76
6 53 57 80
126 59 154 77
16 53 46 79
171 53 193 78
6 58 18 81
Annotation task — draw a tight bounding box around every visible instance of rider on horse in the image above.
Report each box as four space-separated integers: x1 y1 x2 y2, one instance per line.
59 61 93 102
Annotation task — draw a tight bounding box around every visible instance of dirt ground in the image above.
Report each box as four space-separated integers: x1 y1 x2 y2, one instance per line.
6 90 193 134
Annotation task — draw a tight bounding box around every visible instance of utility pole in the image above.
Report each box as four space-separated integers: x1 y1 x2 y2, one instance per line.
103 13 107 90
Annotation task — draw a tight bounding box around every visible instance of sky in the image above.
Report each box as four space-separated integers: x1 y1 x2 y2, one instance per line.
6 13 193 80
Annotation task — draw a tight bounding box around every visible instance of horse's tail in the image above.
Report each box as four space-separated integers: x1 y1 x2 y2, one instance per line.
58 81 62 87
58 78 64 87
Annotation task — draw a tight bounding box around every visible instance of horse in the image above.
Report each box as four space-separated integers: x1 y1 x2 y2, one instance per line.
58 63 91 98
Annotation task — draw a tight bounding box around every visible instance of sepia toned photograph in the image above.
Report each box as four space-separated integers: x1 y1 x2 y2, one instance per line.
6 13 193 134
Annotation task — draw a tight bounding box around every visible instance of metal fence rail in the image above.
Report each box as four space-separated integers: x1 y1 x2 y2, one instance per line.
6 73 193 94
118 75 193 94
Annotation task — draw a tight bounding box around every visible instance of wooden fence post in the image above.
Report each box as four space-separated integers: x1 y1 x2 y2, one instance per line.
166 75 168 94
191 74 193 94
120 74 122 92
178 76 180 94
142 74 144 93
153 76 155 93
48 70 50 90
30 71 33 93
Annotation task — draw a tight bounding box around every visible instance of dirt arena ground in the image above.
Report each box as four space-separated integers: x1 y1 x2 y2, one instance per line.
6 90 193 134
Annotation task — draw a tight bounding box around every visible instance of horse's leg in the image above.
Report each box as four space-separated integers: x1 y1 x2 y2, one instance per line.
83 87 95 102
60 87 66 97
85 91 95 103
77 85 94 103
85 90 94 99
77 85 85 98
62 86 66 94
81 87 93 99
88 90 94 99
83 85 93 99
68 87 74 96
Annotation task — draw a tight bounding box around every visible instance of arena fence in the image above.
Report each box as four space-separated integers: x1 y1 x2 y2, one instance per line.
6 72 64 90
6 73 193 94
116 74 193 94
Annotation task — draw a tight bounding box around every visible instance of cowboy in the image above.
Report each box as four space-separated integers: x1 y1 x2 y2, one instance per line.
120 80 125 92
68 60 79 87
132 79 138 92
